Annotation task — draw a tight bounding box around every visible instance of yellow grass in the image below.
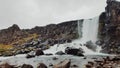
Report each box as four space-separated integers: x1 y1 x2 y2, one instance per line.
11 33 39 45
0 44 13 52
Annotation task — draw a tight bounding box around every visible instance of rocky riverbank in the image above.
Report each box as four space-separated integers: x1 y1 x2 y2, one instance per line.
0 53 117 68
0 20 80 56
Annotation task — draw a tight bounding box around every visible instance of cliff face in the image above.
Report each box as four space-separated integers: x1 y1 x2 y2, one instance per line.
0 24 27 45
0 21 78 45
99 0 120 54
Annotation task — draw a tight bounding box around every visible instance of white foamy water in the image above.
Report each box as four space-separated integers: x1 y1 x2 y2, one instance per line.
45 16 108 55
75 16 103 55
80 17 99 43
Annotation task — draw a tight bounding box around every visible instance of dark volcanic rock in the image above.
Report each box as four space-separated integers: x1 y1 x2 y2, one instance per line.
99 0 120 54
65 47 84 56
95 40 104 45
21 64 33 68
26 54 35 59
35 49 44 56
86 41 97 51
37 63 47 68
55 51 65 55
45 53 53 56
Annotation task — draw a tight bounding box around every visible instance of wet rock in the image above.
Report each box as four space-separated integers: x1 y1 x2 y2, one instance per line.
0 63 15 68
49 63 53 67
55 51 65 55
111 57 120 61
21 64 33 68
88 61 94 66
35 49 44 56
53 60 71 68
65 47 84 56
66 39 72 43
71 64 78 68
86 41 97 51
96 40 104 45
37 63 47 68
45 53 53 56
26 54 35 59
85 64 92 68
77 51 84 56
53 57 58 60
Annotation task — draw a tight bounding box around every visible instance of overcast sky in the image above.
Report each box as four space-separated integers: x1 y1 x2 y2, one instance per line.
0 0 107 29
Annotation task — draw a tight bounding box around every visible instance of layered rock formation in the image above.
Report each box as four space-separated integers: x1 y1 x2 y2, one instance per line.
0 21 78 45
0 20 78 56
99 0 120 54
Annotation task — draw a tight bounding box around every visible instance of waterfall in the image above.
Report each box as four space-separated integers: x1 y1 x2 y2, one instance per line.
45 16 107 55
80 16 99 43
77 20 83 38
75 16 103 54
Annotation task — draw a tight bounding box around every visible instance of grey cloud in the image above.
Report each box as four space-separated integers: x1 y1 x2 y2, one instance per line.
0 0 106 29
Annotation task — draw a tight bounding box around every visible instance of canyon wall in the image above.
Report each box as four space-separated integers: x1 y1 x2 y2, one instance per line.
99 0 120 54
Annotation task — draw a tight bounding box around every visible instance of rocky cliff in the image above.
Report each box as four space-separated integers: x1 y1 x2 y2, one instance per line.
0 20 79 56
0 21 78 45
99 0 120 54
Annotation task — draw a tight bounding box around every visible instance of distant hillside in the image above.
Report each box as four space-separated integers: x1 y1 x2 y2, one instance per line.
0 20 78 46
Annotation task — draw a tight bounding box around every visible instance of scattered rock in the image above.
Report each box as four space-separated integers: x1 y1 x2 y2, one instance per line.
85 64 92 68
53 57 58 60
0 63 15 68
55 51 65 55
35 49 44 56
26 54 35 59
45 53 53 56
37 63 47 68
71 64 78 68
86 41 97 51
53 60 71 68
65 47 84 56
49 63 53 67
21 64 33 68
95 40 104 45
66 39 72 43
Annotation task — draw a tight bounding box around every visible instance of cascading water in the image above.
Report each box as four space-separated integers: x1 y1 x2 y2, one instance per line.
44 16 109 55
74 16 103 55
80 17 99 43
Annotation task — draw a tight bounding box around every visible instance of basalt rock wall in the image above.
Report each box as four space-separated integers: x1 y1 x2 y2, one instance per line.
99 0 120 54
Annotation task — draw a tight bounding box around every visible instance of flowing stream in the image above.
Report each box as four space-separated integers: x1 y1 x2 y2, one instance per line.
44 16 109 55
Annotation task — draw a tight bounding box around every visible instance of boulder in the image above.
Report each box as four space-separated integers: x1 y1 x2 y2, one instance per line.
26 54 35 59
37 63 47 68
53 57 58 60
35 49 44 56
0 63 15 68
55 51 65 55
66 39 72 43
37 44 49 50
96 40 104 45
85 64 92 68
45 53 53 56
21 64 33 68
77 51 84 56
86 41 97 51
65 47 84 56
53 60 71 68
